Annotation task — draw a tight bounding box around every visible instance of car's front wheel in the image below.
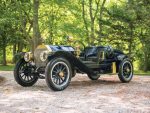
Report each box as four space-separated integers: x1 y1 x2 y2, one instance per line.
14 59 38 87
45 58 72 91
118 59 133 82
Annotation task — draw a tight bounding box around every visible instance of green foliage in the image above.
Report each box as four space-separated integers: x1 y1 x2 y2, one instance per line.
0 0 150 72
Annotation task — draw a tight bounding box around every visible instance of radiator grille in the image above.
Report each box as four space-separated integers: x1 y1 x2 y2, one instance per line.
34 48 48 67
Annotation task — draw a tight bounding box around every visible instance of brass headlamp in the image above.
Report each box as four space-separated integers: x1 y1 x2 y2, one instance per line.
24 52 33 62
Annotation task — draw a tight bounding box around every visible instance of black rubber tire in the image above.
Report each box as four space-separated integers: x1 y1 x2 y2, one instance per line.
14 59 38 87
118 58 133 83
87 74 100 80
72 69 76 78
45 57 72 91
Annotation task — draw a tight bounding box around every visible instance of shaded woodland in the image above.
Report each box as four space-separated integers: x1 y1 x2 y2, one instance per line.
0 0 150 71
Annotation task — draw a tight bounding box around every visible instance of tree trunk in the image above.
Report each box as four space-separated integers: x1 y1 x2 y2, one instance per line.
2 47 6 66
90 21 95 45
139 29 149 71
13 44 16 56
128 22 133 58
33 0 41 51
82 0 90 45
89 0 95 45
12 44 17 63
98 0 106 44
2 37 7 66
143 49 148 71
17 42 23 52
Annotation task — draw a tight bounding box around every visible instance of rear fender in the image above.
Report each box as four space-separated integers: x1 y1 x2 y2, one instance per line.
116 54 129 72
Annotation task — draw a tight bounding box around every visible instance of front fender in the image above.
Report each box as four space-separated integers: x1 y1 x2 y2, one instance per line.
47 51 95 76
48 51 74 61
13 52 25 63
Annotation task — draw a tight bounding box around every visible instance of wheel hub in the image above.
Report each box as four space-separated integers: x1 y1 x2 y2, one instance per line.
59 71 64 77
126 68 130 72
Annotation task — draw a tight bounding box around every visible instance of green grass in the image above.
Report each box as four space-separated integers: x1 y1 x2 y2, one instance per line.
134 70 150 75
0 64 14 71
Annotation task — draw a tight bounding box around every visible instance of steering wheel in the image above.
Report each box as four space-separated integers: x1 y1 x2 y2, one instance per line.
73 40 85 57
106 46 114 59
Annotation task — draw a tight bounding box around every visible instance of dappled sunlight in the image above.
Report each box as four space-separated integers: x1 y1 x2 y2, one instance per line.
0 0 150 112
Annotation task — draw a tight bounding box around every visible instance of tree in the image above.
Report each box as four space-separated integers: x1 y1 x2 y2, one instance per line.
0 1 19 65
126 0 150 71
0 0 150 72
98 0 106 44
33 0 42 51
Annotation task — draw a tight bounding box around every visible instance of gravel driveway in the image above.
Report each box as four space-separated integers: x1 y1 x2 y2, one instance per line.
0 71 150 113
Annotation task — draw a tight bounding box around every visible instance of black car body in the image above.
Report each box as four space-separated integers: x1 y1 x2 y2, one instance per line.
14 43 133 91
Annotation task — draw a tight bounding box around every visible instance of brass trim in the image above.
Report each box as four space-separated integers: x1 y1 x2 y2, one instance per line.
112 62 116 73
102 51 105 60
37 44 46 49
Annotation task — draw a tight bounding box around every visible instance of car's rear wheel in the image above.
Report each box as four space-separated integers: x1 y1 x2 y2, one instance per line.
87 74 100 80
45 58 72 91
14 59 38 87
118 59 133 82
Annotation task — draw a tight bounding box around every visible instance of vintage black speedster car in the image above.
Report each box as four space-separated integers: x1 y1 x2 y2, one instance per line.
14 39 133 91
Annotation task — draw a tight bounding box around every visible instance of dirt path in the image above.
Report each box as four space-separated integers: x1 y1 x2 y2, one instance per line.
0 71 150 113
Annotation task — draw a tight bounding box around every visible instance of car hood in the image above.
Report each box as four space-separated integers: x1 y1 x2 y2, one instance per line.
35 45 75 52
49 45 75 52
